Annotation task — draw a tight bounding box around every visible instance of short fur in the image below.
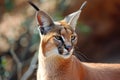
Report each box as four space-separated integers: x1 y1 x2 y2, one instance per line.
29 1 120 80
38 21 120 80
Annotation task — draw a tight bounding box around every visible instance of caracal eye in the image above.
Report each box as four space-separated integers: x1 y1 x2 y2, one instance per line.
71 35 76 40
54 36 62 40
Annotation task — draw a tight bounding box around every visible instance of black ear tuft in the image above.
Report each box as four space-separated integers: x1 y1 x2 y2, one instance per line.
28 1 55 35
28 1 39 11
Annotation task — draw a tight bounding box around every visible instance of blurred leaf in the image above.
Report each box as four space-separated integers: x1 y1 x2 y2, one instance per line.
52 11 63 21
31 33 40 45
5 0 14 11
77 23 91 35
0 57 6 76
4 71 10 78
21 17 33 28
1 56 7 68
59 0 68 11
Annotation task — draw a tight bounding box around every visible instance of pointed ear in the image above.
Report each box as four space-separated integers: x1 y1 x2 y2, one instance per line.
64 1 87 30
64 10 81 30
36 11 54 35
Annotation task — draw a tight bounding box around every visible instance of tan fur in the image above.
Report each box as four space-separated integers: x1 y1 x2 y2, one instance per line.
37 21 120 80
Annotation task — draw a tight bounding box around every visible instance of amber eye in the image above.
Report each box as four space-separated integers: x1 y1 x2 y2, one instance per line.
55 36 62 40
71 36 76 40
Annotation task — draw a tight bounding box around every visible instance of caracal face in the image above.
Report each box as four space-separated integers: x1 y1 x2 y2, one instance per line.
40 21 78 58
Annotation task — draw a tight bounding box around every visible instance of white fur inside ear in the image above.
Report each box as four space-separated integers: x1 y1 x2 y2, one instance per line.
68 10 81 30
41 15 51 27
37 11 54 27
64 10 81 30
63 1 87 30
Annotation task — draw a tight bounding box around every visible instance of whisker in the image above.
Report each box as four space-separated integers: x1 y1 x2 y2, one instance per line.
74 46 92 61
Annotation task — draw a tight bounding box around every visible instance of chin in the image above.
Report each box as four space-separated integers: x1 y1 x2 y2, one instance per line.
60 49 74 59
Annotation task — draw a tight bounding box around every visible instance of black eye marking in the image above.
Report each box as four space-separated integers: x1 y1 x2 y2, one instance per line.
58 46 63 54
55 36 62 40
54 36 64 43
71 36 76 40
55 36 64 54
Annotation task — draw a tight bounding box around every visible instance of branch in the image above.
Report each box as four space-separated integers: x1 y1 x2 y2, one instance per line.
21 52 38 80
10 48 22 80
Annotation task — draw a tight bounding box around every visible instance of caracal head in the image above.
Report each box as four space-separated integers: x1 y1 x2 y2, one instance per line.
29 1 87 59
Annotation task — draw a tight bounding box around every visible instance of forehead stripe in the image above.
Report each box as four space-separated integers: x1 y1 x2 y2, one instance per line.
61 36 65 42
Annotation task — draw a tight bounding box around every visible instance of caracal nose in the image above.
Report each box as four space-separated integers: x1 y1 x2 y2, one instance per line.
65 45 72 52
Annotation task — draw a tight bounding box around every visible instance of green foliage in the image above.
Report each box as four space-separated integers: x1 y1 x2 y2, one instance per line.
52 11 63 21
31 33 40 45
77 23 91 35
0 57 6 76
0 57 10 78
21 17 33 29
1 57 7 68
5 0 14 11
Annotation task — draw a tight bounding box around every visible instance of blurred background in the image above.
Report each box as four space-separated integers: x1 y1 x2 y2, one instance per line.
0 0 120 80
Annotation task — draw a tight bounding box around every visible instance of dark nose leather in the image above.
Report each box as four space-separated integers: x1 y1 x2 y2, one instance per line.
65 45 72 52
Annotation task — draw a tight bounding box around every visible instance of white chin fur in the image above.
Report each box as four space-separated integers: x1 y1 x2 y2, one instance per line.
61 48 73 59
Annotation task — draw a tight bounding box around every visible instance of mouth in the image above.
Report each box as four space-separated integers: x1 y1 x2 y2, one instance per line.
45 47 73 58
63 52 69 55
58 47 73 56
